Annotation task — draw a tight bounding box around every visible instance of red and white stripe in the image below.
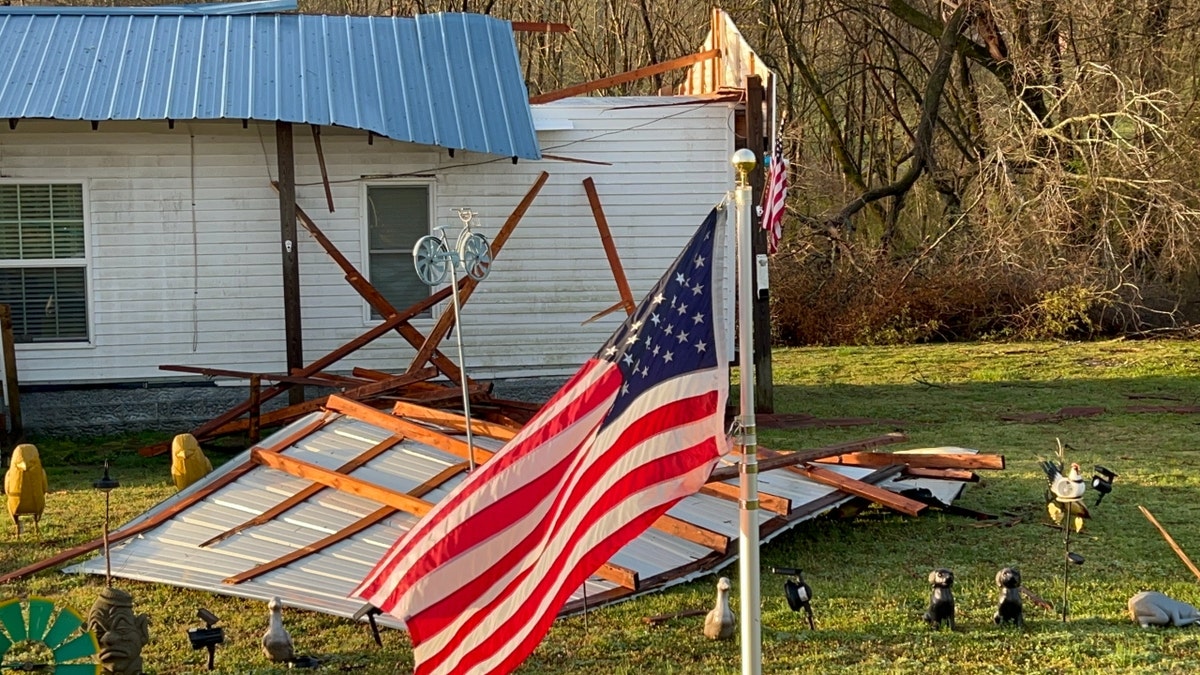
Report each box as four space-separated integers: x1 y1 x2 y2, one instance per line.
762 138 787 254
353 359 727 675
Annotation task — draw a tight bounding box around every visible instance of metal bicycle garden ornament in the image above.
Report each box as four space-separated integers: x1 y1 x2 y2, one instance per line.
412 208 493 472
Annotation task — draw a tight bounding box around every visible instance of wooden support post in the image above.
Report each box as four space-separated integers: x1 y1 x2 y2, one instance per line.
0 305 20 441
276 121 304 406
744 74 774 413
248 374 261 444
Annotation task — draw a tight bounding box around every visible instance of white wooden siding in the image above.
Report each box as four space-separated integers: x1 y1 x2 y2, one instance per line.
0 98 735 384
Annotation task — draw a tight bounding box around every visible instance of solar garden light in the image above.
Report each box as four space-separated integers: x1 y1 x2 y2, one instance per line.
187 608 224 670
352 602 384 647
93 460 120 587
770 567 815 630
1092 466 1117 506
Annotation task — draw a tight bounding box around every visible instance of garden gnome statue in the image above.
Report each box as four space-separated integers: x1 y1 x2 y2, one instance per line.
170 433 213 491
5 443 48 537
88 587 150 675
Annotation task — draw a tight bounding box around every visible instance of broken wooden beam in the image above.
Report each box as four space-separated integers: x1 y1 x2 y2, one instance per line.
530 49 720 104
583 177 636 319
820 451 1004 471
511 21 572 33
189 368 439 439
325 395 494 466
391 400 519 441
159 364 345 388
901 467 980 482
699 481 791 515
706 433 907 482
795 464 927 517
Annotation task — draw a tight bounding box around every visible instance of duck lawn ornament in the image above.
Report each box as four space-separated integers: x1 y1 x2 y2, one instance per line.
170 433 213 492
262 597 294 663
704 577 735 640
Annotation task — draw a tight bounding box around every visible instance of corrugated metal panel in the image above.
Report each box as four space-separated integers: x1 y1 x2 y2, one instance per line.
65 411 972 630
0 9 540 159
0 1 299 16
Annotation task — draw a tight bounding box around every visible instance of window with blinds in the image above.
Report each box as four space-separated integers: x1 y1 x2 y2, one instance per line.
0 184 89 343
366 185 431 318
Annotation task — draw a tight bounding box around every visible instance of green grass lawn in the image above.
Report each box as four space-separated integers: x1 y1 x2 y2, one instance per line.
4 339 1200 673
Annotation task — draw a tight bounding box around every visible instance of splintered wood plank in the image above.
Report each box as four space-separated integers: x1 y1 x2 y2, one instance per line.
651 514 729 554
902 467 979 482
396 382 492 405
1 413 335 584
597 563 640 591
530 50 720 104
224 462 469 585
141 310 430 456
405 171 549 377
822 451 1004 471
204 369 437 437
699 482 791 515
325 396 494 466
706 433 908 482
795 464 927 517
583 177 635 318
391 400 519 442
199 435 405 548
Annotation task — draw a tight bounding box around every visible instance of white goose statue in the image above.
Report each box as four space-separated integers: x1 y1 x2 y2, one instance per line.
704 576 736 640
262 597 295 663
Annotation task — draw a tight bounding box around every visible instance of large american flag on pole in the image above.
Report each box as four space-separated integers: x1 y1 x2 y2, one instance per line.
353 207 732 675
762 136 787 254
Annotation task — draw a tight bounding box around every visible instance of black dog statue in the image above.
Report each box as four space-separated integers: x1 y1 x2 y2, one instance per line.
993 567 1024 626
923 568 956 629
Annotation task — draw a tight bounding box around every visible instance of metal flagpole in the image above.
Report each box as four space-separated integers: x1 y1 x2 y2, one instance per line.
731 148 761 675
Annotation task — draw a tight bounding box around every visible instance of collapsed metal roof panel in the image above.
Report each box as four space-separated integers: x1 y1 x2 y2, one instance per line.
0 9 540 159
65 407 968 628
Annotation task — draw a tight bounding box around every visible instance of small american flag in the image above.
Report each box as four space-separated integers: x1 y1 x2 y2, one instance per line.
353 208 732 675
762 136 787 254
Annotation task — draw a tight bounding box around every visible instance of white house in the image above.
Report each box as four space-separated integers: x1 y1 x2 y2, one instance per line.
0 3 742 402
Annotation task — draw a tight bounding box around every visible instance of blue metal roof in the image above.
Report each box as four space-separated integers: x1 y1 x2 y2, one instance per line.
0 10 540 159
0 1 299 16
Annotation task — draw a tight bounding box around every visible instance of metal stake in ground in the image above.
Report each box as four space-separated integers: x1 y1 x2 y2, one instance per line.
93 460 120 586
413 209 493 472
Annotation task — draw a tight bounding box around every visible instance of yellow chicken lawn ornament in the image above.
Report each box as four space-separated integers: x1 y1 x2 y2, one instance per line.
171 433 213 492
5 443 48 537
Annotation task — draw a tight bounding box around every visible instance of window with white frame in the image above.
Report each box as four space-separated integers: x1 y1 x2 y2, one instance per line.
0 184 89 343
366 184 432 318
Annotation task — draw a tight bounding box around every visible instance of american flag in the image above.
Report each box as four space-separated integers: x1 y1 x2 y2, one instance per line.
762 136 787 254
353 207 732 675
